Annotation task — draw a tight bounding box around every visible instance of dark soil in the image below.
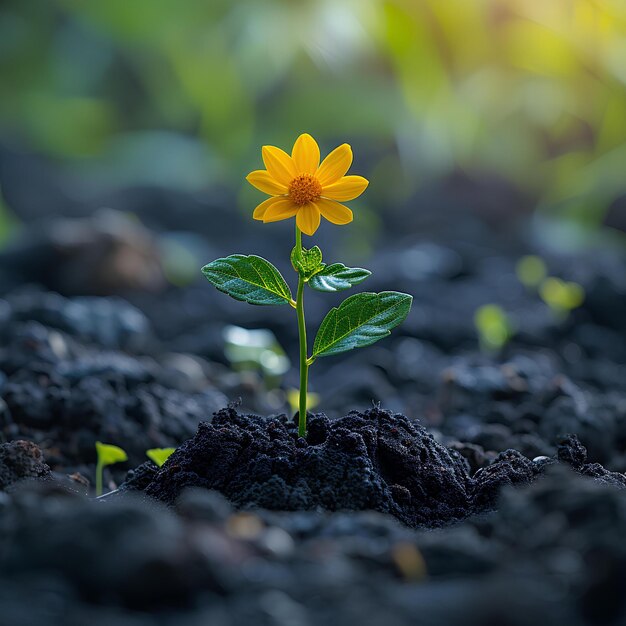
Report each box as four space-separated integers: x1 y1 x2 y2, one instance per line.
2 465 626 625
143 407 626 529
0 289 227 484
144 407 522 525
1 151 626 624
0 439 50 490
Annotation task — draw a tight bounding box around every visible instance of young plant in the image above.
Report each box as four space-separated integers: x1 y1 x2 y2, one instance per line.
202 134 412 437
516 255 547 289
539 277 585 320
515 255 585 321
146 447 176 467
474 304 514 352
95 441 128 496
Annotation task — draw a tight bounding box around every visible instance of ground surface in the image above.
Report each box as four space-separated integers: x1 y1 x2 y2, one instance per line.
0 152 626 624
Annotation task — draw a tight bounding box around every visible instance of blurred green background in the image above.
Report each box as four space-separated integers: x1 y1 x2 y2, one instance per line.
1 0 626 238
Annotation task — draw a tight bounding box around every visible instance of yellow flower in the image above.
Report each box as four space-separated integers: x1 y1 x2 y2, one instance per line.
246 133 369 236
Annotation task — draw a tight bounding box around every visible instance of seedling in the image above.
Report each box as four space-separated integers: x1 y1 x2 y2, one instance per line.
146 447 176 467
516 255 547 289
202 134 412 437
539 277 585 320
474 304 514 352
515 255 585 322
95 441 128 496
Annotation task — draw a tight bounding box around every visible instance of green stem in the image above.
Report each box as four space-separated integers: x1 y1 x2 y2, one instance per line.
295 227 309 437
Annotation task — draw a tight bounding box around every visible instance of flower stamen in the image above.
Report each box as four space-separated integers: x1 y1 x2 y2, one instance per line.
289 174 322 206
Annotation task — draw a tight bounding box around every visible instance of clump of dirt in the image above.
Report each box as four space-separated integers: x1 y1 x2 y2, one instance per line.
557 433 626 487
0 440 50 490
145 407 543 527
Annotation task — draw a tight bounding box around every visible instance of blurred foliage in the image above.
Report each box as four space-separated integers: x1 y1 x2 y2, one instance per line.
287 389 320 415
1 0 626 227
516 255 548 288
474 303 514 352
539 276 585 319
0 186 17 242
223 324 290 383
515 254 586 320
159 233 203 287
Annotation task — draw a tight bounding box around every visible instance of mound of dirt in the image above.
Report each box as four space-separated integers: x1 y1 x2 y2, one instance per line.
145 407 545 526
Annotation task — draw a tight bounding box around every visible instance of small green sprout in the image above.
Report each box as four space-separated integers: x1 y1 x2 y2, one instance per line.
474 304 514 352
95 441 128 496
516 255 547 289
146 447 176 467
539 277 585 320
515 255 585 322
202 134 413 437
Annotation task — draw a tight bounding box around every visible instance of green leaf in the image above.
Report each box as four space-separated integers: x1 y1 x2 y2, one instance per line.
146 447 176 467
202 255 292 306
313 291 413 358
95 441 128 467
291 245 324 279
308 263 371 292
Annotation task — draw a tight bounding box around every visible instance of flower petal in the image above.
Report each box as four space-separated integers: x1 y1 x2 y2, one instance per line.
253 196 282 220
246 170 288 195
291 133 320 175
296 204 321 236
315 198 353 225
262 146 297 186
263 198 299 223
322 175 369 201
316 143 353 186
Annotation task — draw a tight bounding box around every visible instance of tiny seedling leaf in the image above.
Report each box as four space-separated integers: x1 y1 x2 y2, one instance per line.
291 245 324 279
516 255 547 288
312 291 412 358
95 441 128 467
308 263 371 292
146 447 176 467
202 255 292 305
474 304 513 351
540 277 585 311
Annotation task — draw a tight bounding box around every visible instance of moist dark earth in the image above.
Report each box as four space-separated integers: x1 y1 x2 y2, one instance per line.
1 151 626 624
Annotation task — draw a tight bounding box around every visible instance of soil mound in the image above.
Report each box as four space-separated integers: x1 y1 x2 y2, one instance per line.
145 407 543 526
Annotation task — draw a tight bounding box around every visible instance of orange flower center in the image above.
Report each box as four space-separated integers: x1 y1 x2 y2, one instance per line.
288 174 322 206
